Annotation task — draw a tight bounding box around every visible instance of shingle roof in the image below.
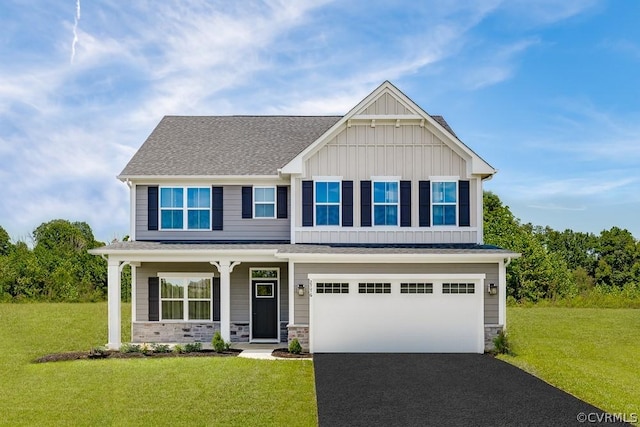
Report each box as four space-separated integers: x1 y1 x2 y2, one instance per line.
431 115 458 138
91 241 519 257
119 116 342 177
119 114 460 177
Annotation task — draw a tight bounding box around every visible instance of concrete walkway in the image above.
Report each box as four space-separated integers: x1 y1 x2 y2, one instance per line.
234 343 280 360
231 343 311 360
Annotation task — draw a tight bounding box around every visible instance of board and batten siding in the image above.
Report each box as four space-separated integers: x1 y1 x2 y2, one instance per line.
293 263 499 325
294 122 480 244
135 262 288 324
360 92 416 115
136 185 290 241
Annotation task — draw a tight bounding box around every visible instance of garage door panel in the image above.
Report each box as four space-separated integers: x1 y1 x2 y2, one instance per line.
310 276 484 353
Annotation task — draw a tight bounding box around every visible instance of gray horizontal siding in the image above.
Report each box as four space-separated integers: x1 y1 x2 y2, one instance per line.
136 185 290 241
135 262 288 325
294 263 499 325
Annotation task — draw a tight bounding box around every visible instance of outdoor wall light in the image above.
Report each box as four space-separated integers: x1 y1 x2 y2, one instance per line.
297 284 305 296
487 283 497 295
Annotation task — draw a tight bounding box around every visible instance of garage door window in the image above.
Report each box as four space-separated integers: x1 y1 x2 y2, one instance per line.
316 282 349 294
359 283 391 294
400 283 433 294
442 283 475 294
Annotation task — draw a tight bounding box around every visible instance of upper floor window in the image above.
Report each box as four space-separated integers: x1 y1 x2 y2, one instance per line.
373 181 398 226
160 187 211 230
432 181 457 226
315 181 340 225
254 187 276 218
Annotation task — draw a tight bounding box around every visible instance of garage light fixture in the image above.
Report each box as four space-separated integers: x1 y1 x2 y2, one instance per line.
487 283 497 295
297 284 305 296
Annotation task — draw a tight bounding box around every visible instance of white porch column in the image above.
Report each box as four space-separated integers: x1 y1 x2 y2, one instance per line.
288 260 295 328
211 261 241 342
498 259 507 328
107 259 122 350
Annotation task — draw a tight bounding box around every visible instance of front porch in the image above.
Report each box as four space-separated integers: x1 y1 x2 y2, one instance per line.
97 243 297 350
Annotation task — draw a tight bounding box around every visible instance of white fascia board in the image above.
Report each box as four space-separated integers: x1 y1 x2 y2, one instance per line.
88 248 280 263
118 175 288 185
276 252 519 264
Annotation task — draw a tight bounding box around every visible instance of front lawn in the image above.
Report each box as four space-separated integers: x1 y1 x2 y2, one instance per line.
0 303 317 426
500 307 640 422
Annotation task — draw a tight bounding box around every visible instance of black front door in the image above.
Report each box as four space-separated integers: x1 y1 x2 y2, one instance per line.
252 279 278 339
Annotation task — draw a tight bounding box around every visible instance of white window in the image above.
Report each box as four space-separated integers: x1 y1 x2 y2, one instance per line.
400 283 433 294
432 181 457 226
358 283 391 294
442 283 475 294
315 181 341 225
159 276 212 321
160 187 211 230
254 186 276 218
373 181 398 226
316 283 349 294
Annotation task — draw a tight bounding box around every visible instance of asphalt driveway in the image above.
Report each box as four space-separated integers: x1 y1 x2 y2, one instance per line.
314 353 626 427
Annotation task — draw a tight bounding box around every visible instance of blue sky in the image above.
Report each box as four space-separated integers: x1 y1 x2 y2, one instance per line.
0 0 638 242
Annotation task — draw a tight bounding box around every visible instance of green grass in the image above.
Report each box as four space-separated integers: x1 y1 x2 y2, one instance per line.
499 307 640 422
0 303 317 426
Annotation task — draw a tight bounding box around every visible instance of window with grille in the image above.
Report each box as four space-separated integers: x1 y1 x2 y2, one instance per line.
442 283 475 294
400 283 433 294
358 283 391 294
316 282 349 294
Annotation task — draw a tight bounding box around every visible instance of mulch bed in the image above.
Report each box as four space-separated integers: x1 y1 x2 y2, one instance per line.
272 348 312 359
34 349 242 363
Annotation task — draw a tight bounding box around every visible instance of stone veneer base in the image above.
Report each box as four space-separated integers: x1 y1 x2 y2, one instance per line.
132 322 220 343
484 324 503 352
287 325 309 352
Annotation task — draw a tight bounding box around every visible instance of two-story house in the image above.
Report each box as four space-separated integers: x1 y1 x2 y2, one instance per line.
91 81 518 353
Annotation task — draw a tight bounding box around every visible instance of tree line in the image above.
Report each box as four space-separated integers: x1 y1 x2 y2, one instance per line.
484 192 640 302
0 193 639 303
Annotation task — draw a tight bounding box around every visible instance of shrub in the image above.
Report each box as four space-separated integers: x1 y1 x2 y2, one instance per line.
151 343 171 353
492 330 511 355
184 342 202 353
212 331 229 353
289 338 302 354
120 343 142 353
88 346 108 359
172 344 184 354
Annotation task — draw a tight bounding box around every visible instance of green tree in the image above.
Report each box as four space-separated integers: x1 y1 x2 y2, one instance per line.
32 219 107 301
0 225 12 256
595 227 640 288
536 227 598 276
0 241 44 300
483 192 575 301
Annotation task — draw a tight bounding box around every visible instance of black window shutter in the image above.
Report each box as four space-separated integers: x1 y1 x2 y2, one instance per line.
459 180 471 227
212 186 224 230
213 277 220 321
419 181 431 227
277 186 288 219
148 186 158 231
148 277 159 321
342 181 353 227
400 181 411 227
302 181 313 227
241 187 252 219
360 181 372 227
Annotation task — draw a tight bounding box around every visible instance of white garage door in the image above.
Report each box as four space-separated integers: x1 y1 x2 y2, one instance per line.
309 274 485 353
